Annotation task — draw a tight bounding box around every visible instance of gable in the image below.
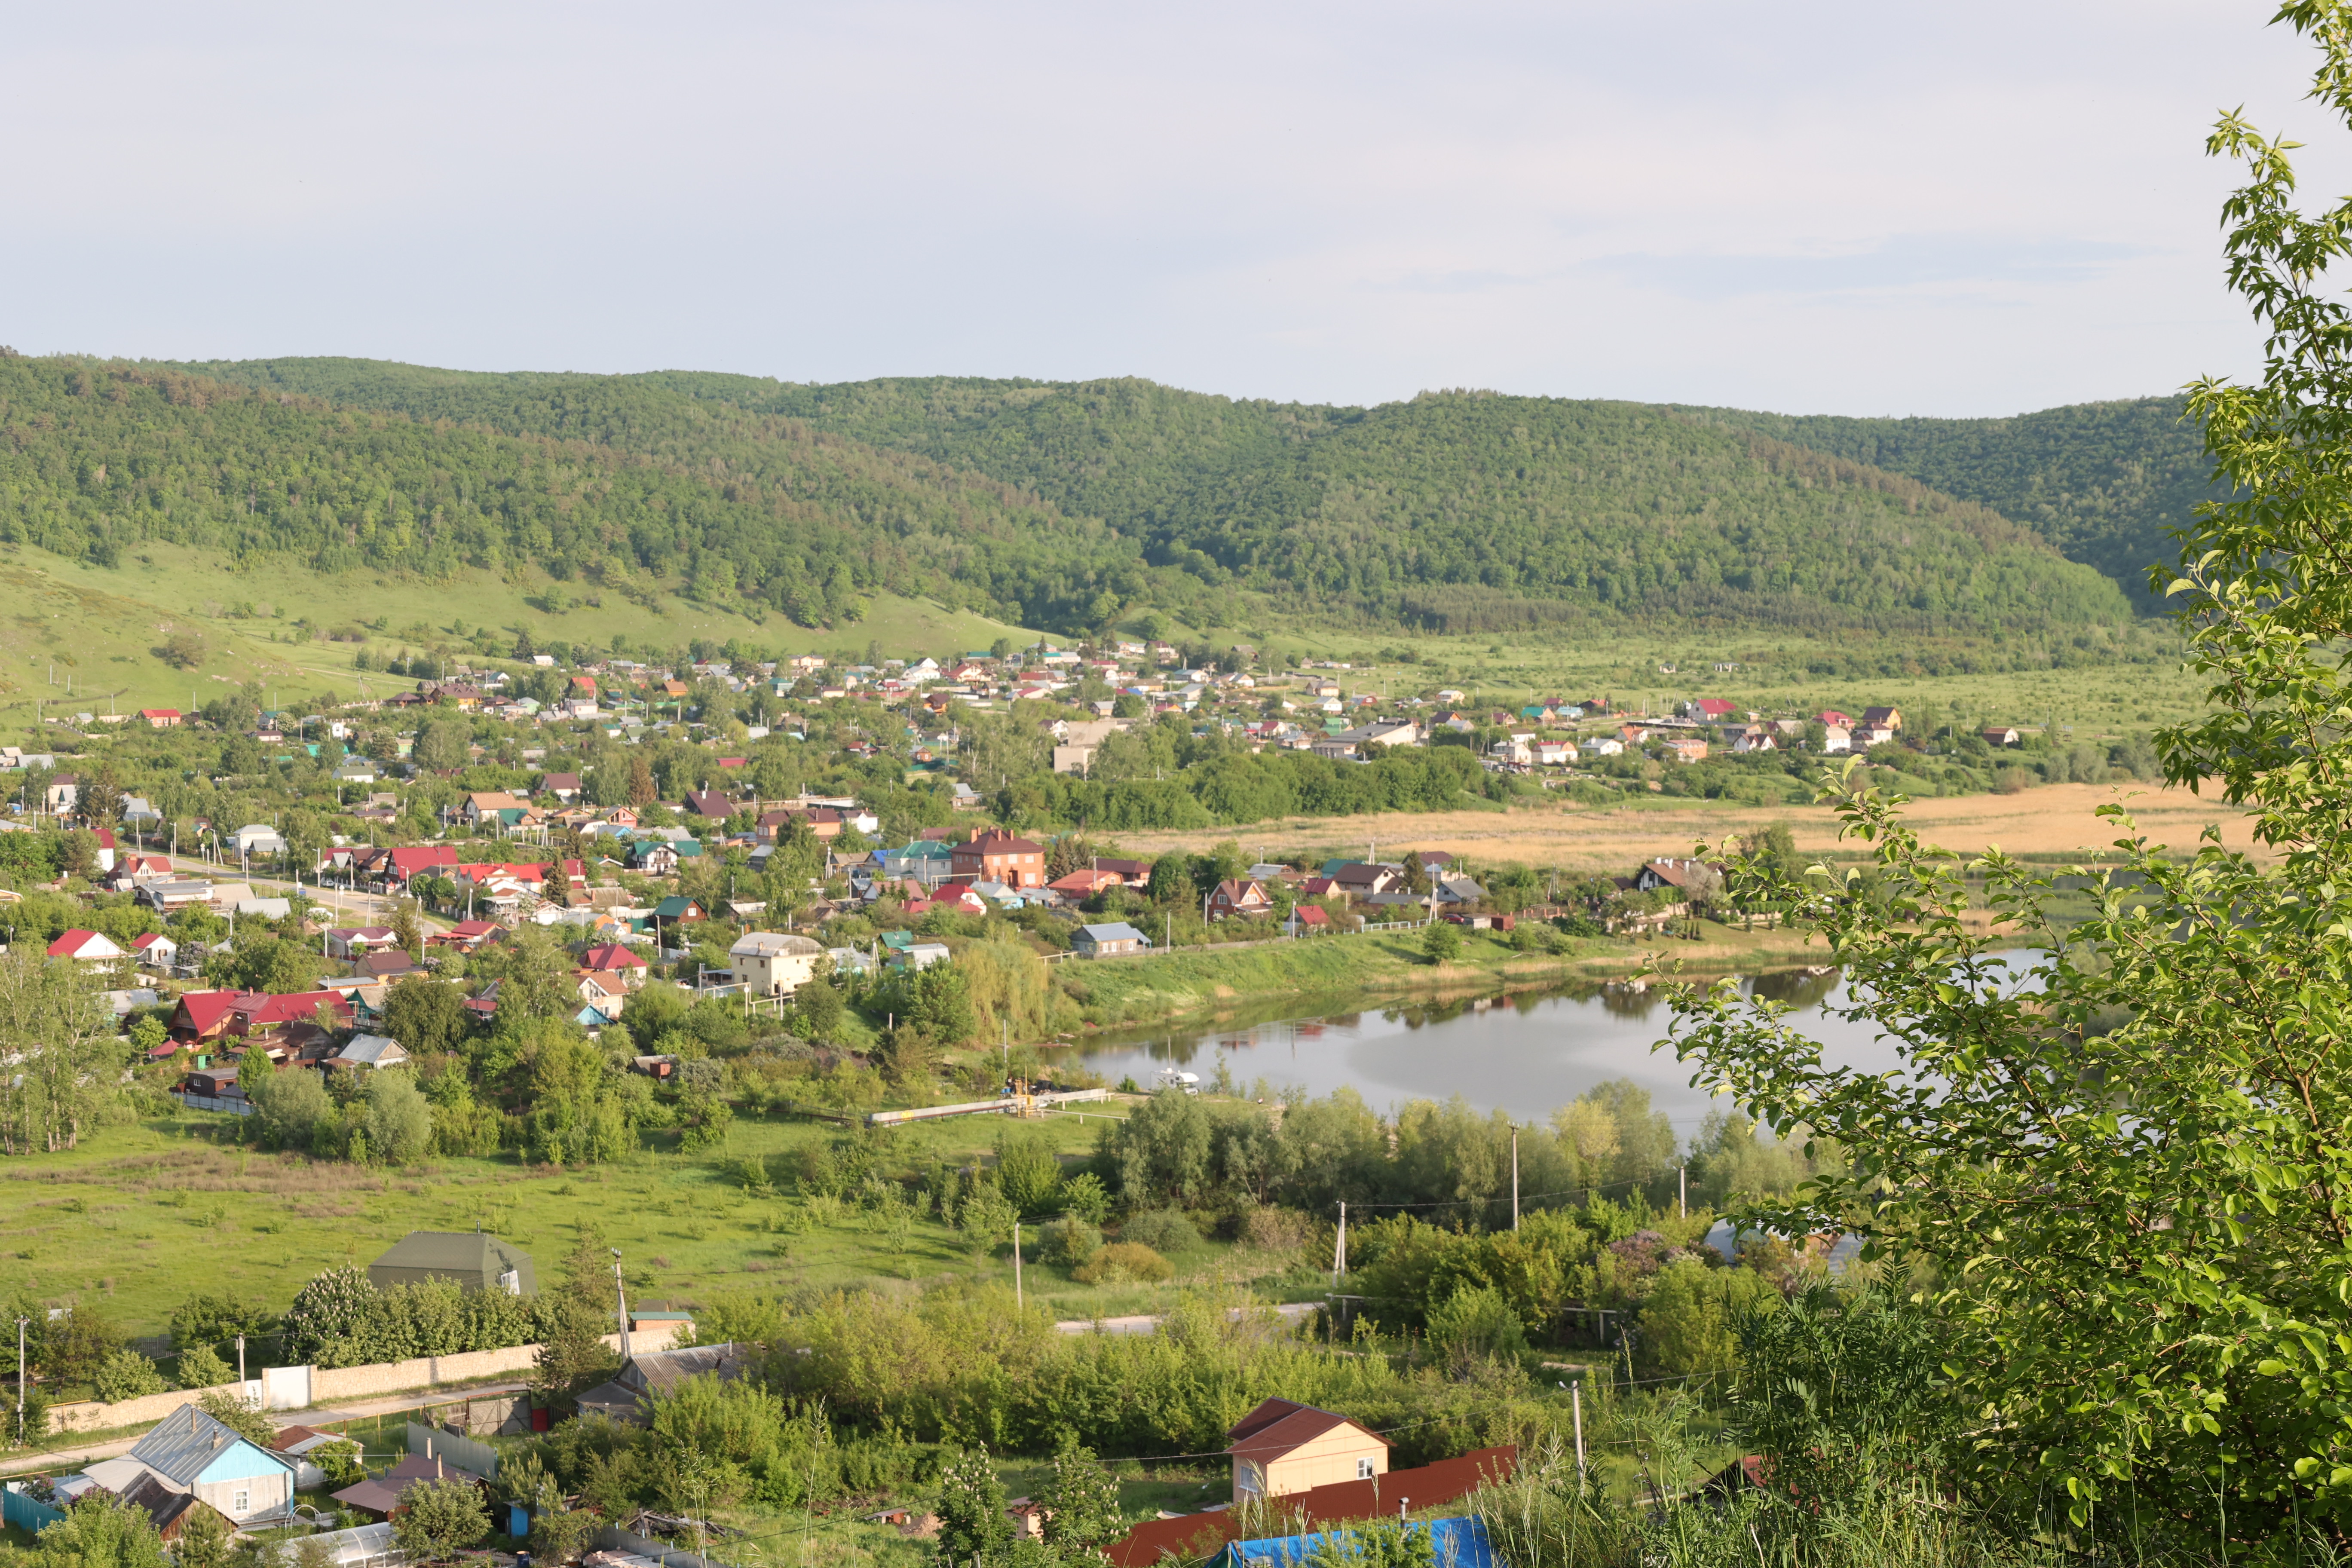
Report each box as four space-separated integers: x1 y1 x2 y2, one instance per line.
198 1438 288 1485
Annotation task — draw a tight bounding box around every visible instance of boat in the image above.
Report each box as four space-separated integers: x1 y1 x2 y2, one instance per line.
1153 1068 1201 1095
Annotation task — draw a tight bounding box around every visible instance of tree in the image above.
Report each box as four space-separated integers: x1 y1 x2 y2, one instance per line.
280 1267 377 1367
413 721 470 775
390 899 423 959
0 946 131 1154
994 1127 1063 1216
1420 921 1461 965
382 977 468 1058
243 1064 330 1152
91 1350 165 1403
362 1071 434 1166
195 1389 277 1447
393 1478 490 1562
934 1446 1012 1562
1671 8 2352 1537
792 975 844 1041
530 1296 621 1407
627 754 658 808
1037 1440 1125 1555
160 631 206 671
35 1493 172 1568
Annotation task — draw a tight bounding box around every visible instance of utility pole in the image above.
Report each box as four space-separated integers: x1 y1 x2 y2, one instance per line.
1678 1164 1687 1220
1013 1221 1023 1311
1572 1379 1585 1482
1332 1202 1347 1284
611 1249 633 1361
1512 1127 1520 1231
14 1316 26 1447
236 1335 246 1387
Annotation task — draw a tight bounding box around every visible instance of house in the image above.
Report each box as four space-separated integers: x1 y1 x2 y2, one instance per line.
328 1034 410 1071
1636 858 1720 898
1432 875 1488 906
1536 740 1578 766
1730 726 1777 754
1049 868 1125 899
628 840 681 876
116 1405 296 1525
1981 726 2021 747
576 972 631 1017
47 929 126 965
137 708 183 729
1660 737 1709 763
331 1449 489 1520
889 941 952 972
1689 698 1739 722
437 919 505 952
171 989 354 1043
1289 905 1332 933
460 791 531 827
325 926 398 961
950 828 1048 888
576 1343 755 1425
729 932 824 997
651 895 707 925
131 932 179 971
1104 1450 1516 1568
368 1231 535 1295
229 824 288 860
332 757 380 785
1208 879 1275 920
1072 922 1151 957
682 789 734 821
1860 706 1901 736
138 879 215 912
1818 709 1854 728
44 775 78 813
351 950 423 983
578 942 649 983
541 772 583 801
1226 1398 1390 1501
382 845 461 886
1821 725 1853 754
1329 862 1401 897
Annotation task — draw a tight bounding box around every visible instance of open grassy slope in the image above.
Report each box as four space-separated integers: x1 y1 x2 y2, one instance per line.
0 540 1041 725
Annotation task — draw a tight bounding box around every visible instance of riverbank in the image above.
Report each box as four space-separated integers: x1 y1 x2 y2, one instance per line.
1047 919 1831 1035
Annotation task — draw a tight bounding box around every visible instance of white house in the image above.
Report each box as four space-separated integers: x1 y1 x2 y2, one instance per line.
230 824 288 860
729 932 824 997
46 929 125 966
1821 726 1853 754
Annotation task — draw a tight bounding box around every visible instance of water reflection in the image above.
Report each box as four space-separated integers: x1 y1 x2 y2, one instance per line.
1059 968 1912 1126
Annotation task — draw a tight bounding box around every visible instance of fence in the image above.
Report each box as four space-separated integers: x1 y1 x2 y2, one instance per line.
3 1484 68 1534
405 1421 499 1479
594 1522 737 1568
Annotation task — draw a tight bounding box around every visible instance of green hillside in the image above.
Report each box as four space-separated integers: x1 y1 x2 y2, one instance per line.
1708 397 2219 605
1 354 1162 632
170 359 2134 636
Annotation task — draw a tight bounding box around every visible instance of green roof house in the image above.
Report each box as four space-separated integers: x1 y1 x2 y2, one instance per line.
368 1231 537 1296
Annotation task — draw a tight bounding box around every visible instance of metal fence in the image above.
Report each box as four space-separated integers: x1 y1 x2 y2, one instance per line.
406 1420 499 1479
2 1485 68 1534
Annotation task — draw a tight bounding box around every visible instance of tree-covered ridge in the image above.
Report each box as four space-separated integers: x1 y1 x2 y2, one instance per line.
1702 397 2220 606
20 355 1161 630
184 361 2132 634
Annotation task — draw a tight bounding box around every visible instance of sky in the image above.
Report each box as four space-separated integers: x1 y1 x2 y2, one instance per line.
3 1 2339 415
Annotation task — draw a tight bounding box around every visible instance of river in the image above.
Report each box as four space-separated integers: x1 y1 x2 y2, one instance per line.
1055 968 1922 1130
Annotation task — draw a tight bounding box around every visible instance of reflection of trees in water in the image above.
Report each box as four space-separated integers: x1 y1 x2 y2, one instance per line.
1597 984 1667 1021
1746 967 1842 1011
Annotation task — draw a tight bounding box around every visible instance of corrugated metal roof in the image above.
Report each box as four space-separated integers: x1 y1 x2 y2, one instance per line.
368 1231 537 1295
128 1406 288 1485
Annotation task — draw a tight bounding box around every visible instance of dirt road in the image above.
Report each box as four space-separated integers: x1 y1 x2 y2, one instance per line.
1109 781 2264 873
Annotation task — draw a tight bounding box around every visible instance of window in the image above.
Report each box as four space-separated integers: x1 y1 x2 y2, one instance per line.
231 1487 252 1514
1356 1458 1376 1480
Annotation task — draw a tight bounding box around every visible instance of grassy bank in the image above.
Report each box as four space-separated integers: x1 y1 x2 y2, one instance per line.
1050 921 1829 1035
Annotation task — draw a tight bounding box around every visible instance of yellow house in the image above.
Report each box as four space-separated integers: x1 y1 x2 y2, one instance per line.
1227 1398 1390 1501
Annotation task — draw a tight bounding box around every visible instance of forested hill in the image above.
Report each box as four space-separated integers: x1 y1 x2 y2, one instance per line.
0 355 1160 630
171 359 2133 636
1702 398 2218 605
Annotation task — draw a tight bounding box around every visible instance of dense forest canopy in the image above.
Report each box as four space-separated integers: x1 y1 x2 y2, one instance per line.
160 357 2149 635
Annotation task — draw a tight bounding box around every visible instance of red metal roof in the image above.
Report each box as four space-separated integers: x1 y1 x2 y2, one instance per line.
1102 1447 1516 1568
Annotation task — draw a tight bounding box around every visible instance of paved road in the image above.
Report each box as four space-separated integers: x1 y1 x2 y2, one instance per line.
1054 1302 1319 1337
0 1379 532 1477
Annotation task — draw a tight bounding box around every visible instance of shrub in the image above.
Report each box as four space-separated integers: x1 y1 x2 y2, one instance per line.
177 1343 233 1389
1425 1286 1527 1367
92 1350 166 1403
1073 1242 1173 1285
1037 1214 1103 1269
1119 1209 1201 1254
1241 1206 1310 1253
1057 1171 1112 1223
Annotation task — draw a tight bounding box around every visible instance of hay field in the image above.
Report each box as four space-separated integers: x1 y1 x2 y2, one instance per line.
1106 782 2266 874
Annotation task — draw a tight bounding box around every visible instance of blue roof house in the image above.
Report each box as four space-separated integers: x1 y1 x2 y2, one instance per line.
122 1406 296 1525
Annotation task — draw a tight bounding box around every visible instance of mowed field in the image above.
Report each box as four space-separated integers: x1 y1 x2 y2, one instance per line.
1106 781 2266 873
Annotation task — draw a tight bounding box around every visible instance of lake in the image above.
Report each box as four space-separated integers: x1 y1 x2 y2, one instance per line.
1054 968 1923 1130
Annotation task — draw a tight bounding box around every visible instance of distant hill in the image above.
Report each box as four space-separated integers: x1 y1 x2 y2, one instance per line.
169 359 2138 636
1703 398 2217 606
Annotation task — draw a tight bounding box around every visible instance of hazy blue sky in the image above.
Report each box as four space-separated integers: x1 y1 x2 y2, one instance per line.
5 2 2336 414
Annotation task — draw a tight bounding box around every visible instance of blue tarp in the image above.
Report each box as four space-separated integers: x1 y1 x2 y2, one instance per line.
1215 1517 1496 1568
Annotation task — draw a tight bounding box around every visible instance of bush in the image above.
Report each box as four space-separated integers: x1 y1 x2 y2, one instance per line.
1057 1171 1111 1223
1425 1286 1527 1367
1421 922 1463 964
1037 1214 1103 1269
1241 1206 1310 1253
92 1350 166 1403
177 1343 233 1389
1119 1209 1201 1254
1073 1242 1173 1285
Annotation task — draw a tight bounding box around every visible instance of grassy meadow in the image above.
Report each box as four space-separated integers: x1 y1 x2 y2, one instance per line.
0 1099 1327 1356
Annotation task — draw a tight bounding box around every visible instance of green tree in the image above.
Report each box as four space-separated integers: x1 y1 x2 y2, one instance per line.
1420 920 1461 964
91 1349 165 1403
413 721 471 775
0 946 133 1153
934 1446 1012 1561
1671 9 2352 1534
34 1494 172 1568
993 1127 1063 1217
393 1478 490 1562
1037 1439 1125 1554
177 1342 233 1389
362 1071 434 1166
382 977 469 1057
175 1503 233 1568
242 1063 331 1152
